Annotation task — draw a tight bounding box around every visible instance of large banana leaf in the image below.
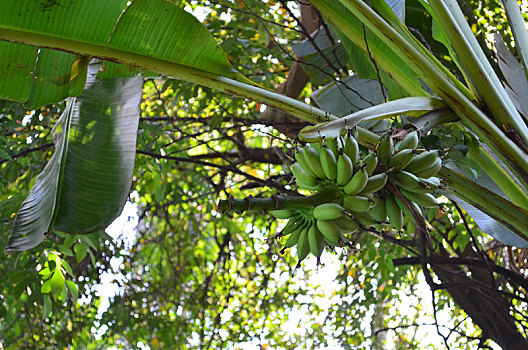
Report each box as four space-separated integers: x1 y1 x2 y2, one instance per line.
310 0 425 97
0 0 329 123
6 64 142 251
0 0 236 108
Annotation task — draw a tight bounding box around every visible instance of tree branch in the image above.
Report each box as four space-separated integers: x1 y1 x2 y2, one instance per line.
0 143 53 165
136 149 297 195
393 257 528 291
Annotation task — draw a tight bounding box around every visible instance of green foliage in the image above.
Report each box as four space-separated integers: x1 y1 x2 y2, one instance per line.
1 0 528 349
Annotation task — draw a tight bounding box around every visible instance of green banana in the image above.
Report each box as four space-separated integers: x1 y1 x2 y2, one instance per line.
312 142 322 153
302 145 326 179
295 147 317 178
326 137 339 156
360 173 388 195
284 225 303 248
369 196 387 221
296 226 311 261
348 127 359 140
405 150 439 174
397 131 419 151
291 163 323 193
394 196 414 222
408 198 423 217
343 194 372 213
421 176 441 190
271 209 298 219
363 153 379 175
296 177 324 191
377 134 394 166
385 195 403 230
337 152 354 186
343 168 368 195
292 163 319 186
334 216 360 234
353 211 377 227
401 189 439 208
316 219 343 246
281 215 304 236
388 149 414 171
313 203 345 221
391 171 421 190
402 182 432 194
344 135 360 166
308 225 326 258
320 145 338 181
413 157 442 178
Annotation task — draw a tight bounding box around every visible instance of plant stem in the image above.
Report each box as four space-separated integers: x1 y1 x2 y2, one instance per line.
217 187 341 213
465 140 528 211
503 0 528 81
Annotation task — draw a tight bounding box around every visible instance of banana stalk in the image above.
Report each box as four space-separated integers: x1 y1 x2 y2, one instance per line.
217 187 341 213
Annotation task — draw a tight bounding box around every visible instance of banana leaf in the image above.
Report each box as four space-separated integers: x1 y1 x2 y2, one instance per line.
495 34 528 121
441 164 528 247
0 0 237 108
6 63 142 251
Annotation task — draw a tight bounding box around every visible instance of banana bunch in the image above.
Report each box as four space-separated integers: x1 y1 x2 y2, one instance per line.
276 129 443 262
292 132 387 210
271 203 361 264
292 132 361 190
372 131 442 230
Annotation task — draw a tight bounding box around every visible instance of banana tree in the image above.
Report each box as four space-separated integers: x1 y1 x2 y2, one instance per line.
1 0 528 254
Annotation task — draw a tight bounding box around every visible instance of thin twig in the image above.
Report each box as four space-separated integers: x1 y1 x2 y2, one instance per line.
453 201 496 287
431 289 451 350
136 149 297 195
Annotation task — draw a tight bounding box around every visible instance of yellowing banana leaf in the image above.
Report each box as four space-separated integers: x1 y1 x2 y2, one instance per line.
0 0 237 108
6 64 142 251
299 97 447 141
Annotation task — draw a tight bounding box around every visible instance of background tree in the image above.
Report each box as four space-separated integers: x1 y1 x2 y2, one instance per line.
1 0 528 349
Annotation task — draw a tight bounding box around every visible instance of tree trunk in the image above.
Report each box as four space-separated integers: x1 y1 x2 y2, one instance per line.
431 248 528 349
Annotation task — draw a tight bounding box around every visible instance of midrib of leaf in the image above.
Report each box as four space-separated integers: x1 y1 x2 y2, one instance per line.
50 99 74 227
0 28 332 125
